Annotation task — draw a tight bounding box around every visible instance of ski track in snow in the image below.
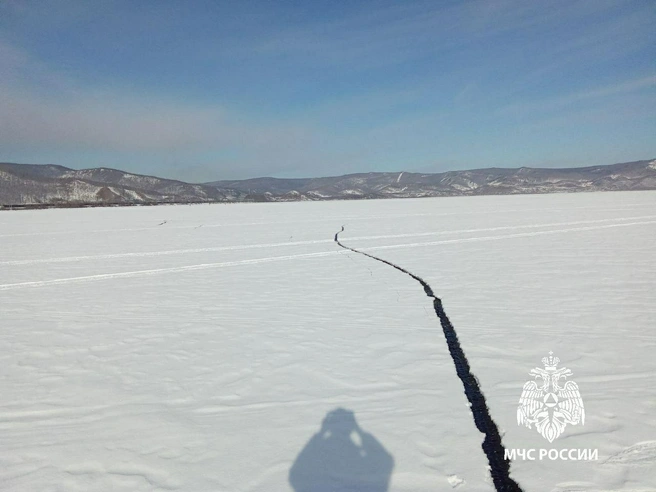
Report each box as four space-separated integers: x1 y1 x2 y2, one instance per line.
362 219 656 252
0 251 347 290
2 215 654 267
2 218 655 291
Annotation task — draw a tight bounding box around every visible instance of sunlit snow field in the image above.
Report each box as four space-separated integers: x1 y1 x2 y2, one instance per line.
2 191 655 492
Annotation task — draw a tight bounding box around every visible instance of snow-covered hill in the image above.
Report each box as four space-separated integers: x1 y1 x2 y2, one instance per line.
0 163 241 206
208 160 656 201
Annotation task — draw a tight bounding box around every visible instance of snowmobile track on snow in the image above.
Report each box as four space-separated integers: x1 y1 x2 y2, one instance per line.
335 226 523 492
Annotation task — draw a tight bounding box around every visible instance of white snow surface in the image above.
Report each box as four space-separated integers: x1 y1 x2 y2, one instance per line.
1 191 655 492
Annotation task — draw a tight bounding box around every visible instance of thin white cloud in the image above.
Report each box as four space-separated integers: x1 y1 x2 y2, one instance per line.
499 75 656 117
250 0 636 69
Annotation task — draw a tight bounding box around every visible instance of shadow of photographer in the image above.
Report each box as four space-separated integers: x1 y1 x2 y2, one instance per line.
289 408 394 492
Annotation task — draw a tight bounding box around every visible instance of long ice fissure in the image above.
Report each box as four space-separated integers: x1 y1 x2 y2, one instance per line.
334 226 523 492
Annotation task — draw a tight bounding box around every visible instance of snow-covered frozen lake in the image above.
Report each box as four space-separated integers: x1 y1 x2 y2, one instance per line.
2 191 655 492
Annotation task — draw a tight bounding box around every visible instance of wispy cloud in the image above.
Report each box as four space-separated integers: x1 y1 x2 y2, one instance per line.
499 75 656 117
250 0 642 69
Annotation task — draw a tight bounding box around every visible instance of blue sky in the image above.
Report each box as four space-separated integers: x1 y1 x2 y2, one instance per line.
1 0 654 181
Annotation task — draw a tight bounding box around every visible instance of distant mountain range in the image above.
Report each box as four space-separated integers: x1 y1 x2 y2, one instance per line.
1 159 655 208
